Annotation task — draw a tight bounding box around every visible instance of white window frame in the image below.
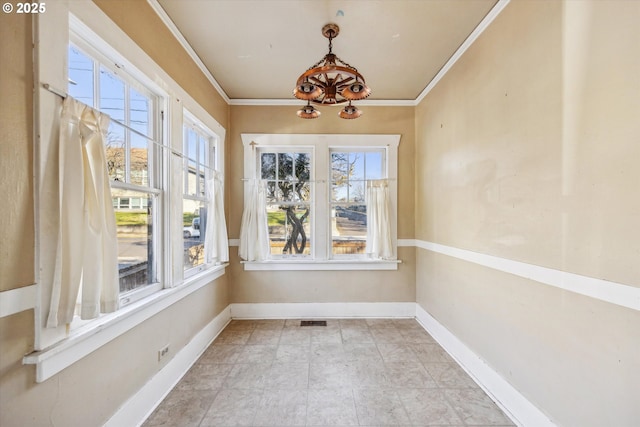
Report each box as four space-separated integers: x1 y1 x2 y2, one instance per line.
182 110 221 278
241 133 400 271
329 147 387 260
26 2 227 382
68 36 166 308
257 146 315 259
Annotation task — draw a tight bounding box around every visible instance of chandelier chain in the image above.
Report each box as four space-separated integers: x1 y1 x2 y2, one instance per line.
334 55 358 72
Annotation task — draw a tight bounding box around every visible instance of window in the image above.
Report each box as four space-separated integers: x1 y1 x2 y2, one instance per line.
260 149 313 257
68 42 163 303
330 149 384 256
182 114 219 275
242 134 400 270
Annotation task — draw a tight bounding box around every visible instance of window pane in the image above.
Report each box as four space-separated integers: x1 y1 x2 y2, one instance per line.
331 152 350 183
349 181 365 203
365 151 383 180
99 66 125 123
332 204 367 255
295 153 310 181
278 153 294 181
130 87 150 137
105 122 126 182
183 200 206 271
267 205 311 256
198 165 206 197
130 132 149 186
265 181 277 203
261 153 276 179
68 46 94 106
187 160 197 195
350 152 365 181
113 189 156 292
199 137 207 166
332 182 348 202
187 129 197 161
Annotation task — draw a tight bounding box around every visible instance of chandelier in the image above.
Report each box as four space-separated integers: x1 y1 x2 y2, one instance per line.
294 23 371 119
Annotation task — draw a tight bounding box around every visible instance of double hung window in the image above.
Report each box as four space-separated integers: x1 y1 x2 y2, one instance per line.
68 41 163 303
260 149 313 257
182 116 219 275
330 149 384 256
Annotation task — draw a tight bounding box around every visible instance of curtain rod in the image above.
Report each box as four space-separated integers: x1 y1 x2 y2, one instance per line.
41 82 221 174
240 178 395 182
43 83 67 99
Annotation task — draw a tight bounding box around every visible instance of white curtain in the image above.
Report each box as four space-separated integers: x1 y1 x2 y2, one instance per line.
47 97 119 328
366 179 394 260
238 180 270 261
205 171 229 263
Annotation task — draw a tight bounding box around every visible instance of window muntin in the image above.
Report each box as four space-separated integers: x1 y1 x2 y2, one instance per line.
330 149 385 257
182 118 216 275
259 149 312 257
67 43 162 302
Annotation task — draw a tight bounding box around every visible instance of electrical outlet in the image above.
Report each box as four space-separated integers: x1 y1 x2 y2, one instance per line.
158 345 170 362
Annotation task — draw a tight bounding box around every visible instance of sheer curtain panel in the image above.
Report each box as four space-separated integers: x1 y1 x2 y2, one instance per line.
366 179 394 260
238 180 270 261
46 97 119 328
205 172 229 263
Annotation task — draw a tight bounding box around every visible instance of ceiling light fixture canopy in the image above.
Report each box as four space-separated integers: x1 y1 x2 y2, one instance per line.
294 23 370 119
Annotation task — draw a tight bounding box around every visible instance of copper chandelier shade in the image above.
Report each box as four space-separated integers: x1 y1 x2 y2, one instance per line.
294 23 370 119
296 102 321 119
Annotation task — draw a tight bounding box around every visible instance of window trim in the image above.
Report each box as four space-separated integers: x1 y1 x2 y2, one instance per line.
241 133 400 271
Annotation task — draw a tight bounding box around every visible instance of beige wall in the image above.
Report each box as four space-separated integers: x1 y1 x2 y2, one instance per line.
0 2 231 426
415 1 640 426
228 105 416 303
0 13 34 291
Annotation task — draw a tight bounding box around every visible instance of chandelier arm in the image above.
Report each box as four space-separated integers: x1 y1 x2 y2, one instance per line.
308 76 327 88
336 75 355 86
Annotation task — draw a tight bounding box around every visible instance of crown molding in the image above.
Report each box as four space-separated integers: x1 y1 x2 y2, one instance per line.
148 0 511 108
146 0 230 104
228 98 417 107
415 0 511 104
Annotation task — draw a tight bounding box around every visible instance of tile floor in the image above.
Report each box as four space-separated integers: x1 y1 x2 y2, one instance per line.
143 318 515 427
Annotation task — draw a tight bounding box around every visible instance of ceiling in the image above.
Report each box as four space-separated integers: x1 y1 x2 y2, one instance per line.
154 0 499 103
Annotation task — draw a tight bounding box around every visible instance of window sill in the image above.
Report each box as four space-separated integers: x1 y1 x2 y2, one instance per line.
241 259 401 271
23 264 227 383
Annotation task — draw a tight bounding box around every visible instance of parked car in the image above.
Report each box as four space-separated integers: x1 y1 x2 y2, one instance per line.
183 217 200 238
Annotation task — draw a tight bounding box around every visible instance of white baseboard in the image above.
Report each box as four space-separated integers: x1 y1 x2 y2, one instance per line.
415 304 555 427
104 305 231 427
230 302 416 319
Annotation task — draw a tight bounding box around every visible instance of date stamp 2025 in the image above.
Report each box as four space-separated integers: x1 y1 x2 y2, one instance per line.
3 2 47 14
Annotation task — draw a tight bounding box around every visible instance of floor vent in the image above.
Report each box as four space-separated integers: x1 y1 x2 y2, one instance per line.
300 320 327 327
